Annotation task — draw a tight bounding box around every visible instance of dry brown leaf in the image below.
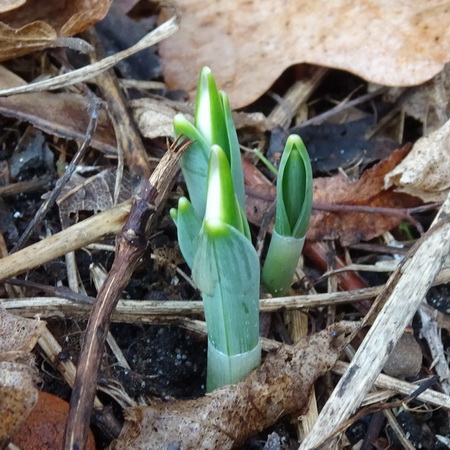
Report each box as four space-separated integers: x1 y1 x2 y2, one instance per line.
0 0 110 61
0 309 45 447
112 321 359 450
310 146 421 245
384 118 450 202
159 0 450 108
0 0 26 14
57 169 133 227
0 65 116 154
244 146 421 245
0 308 45 355
131 97 194 139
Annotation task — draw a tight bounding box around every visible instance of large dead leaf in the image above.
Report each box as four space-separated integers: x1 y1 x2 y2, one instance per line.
112 321 358 450
385 118 450 202
0 0 110 61
159 0 450 108
244 146 421 245
0 309 44 447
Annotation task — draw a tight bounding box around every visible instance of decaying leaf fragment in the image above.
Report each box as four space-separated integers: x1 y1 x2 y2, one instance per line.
112 321 359 450
0 0 110 61
385 118 450 202
0 309 45 447
131 97 273 139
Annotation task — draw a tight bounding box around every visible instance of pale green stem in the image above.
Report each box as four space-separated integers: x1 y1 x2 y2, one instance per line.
206 341 261 391
262 230 305 296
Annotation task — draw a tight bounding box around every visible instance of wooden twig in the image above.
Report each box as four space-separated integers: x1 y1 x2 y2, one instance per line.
4 266 450 321
0 200 132 281
63 137 189 450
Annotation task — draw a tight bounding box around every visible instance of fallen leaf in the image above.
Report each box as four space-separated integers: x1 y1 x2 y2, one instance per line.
0 361 38 447
244 146 422 245
242 157 276 226
0 0 26 14
310 145 422 245
11 391 96 450
159 0 450 108
112 321 359 450
0 308 45 355
0 309 45 447
131 97 193 140
57 168 134 227
0 0 110 61
0 65 116 155
384 118 450 202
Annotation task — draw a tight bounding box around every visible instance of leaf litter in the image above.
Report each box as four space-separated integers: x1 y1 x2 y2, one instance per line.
112 321 359 450
0 2 449 449
0 309 44 447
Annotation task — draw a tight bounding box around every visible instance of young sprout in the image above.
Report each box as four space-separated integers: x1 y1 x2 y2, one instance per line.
262 134 313 296
192 146 260 391
173 67 245 218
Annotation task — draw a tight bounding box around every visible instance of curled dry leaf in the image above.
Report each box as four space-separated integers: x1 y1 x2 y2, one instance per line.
112 321 359 450
0 0 110 61
384 118 450 202
0 309 45 446
159 0 450 108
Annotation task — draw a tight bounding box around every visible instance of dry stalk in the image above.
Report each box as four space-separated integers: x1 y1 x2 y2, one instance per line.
4 265 450 320
299 192 450 449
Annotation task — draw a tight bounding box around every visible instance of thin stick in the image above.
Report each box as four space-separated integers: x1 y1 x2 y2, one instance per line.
63 138 188 450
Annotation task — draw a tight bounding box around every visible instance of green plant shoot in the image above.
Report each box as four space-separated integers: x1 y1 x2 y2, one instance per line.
192 146 260 391
173 67 245 218
171 68 260 391
262 134 313 296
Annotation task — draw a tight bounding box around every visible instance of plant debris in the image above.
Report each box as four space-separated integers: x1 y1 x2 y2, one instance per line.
112 321 359 450
0 0 110 61
0 309 45 447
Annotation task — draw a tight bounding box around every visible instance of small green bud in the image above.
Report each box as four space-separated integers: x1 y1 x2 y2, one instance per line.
275 134 313 239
